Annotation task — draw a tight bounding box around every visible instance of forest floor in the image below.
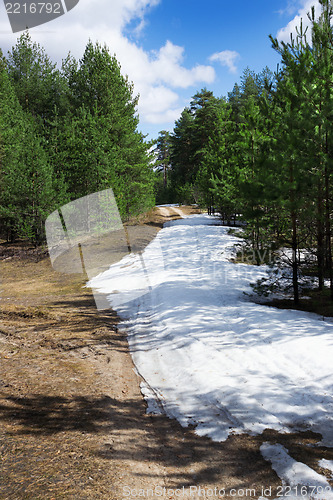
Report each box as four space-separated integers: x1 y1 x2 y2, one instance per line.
0 206 331 500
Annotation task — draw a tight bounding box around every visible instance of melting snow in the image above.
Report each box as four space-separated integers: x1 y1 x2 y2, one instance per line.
261 442 333 499
89 214 333 446
319 459 333 478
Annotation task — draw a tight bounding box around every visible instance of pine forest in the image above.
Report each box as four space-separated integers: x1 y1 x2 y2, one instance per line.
154 0 333 305
1 0 333 305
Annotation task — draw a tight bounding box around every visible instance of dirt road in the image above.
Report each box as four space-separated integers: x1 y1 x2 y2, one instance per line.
1 206 330 499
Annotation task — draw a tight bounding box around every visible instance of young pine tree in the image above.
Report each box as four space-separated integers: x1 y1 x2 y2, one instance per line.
0 54 67 244
62 41 154 218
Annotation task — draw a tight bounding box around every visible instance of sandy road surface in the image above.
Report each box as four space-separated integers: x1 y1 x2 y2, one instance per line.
1 206 328 499
157 206 186 218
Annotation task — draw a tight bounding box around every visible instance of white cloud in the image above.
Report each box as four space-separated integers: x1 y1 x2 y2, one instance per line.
209 50 240 74
144 107 185 125
0 0 216 131
150 41 215 88
277 0 302 17
73 0 161 32
276 0 321 43
138 85 179 115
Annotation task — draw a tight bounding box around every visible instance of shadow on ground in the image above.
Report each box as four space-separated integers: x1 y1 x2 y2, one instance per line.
1 391 331 492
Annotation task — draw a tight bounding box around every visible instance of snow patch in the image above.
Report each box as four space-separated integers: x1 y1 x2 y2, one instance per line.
261 442 333 500
319 459 333 478
89 214 333 446
140 381 164 415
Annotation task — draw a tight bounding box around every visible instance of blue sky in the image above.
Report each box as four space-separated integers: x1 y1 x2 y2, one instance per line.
0 0 320 139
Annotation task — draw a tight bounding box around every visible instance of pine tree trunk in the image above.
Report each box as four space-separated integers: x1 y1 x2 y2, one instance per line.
290 163 299 304
291 209 299 305
317 182 325 291
317 225 325 291
325 156 333 299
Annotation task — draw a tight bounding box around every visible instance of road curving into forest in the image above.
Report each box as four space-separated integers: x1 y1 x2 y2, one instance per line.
2 205 327 499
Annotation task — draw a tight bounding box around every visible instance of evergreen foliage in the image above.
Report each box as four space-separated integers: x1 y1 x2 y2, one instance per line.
167 0 333 303
0 34 154 244
3 1 333 308
153 130 173 204
0 51 66 244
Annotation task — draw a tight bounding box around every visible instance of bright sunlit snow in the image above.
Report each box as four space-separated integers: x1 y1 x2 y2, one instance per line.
89 214 333 446
319 459 333 479
261 443 333 500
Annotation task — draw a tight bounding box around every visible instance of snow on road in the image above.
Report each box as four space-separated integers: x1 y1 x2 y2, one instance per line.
260 443 333 500
89 214 333 448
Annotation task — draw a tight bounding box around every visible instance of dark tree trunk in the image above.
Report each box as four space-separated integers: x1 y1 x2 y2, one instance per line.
292 210 299 305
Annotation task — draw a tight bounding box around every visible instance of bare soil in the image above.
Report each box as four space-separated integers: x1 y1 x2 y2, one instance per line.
0 206 332 499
